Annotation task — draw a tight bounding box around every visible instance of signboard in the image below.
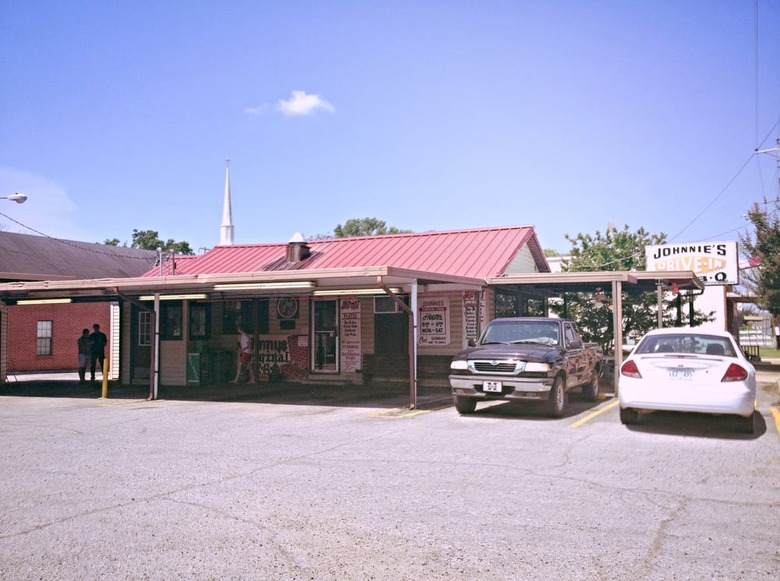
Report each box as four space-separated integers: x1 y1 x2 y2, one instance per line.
340 298 362 372
463 291 479 348
645 241 738 285
418 297 450 345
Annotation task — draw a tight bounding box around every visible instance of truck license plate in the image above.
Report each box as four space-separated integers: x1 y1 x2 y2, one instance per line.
483 381 502 392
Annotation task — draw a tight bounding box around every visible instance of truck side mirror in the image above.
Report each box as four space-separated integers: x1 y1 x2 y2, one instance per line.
468 339 476 347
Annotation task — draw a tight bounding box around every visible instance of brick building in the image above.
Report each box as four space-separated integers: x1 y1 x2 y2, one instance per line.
0 231 155 374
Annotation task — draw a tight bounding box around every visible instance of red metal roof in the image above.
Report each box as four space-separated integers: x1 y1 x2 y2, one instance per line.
147 226 550 279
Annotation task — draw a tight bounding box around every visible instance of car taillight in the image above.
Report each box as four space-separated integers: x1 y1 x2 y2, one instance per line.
620 360 642 378
721 363 748 382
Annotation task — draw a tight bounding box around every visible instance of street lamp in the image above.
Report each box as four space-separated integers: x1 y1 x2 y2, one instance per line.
1 193 28 204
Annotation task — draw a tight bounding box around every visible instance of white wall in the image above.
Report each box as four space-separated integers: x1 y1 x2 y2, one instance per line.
690 285 728 332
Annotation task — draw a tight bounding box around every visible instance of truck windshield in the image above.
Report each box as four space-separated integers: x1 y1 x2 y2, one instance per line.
482 321 559 346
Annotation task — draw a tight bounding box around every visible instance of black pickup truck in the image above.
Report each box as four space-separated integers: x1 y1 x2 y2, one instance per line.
449 317 602 417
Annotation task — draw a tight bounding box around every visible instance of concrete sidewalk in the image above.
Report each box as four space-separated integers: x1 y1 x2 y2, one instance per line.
0 372 453 410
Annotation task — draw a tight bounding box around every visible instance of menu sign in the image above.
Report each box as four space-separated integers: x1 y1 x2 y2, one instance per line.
340 299 361 372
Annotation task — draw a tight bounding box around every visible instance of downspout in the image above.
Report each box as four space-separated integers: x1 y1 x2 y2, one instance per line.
409 282 418 409
153 295 160 400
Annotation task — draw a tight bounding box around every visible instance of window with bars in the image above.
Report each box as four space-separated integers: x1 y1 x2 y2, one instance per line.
37 320 53 356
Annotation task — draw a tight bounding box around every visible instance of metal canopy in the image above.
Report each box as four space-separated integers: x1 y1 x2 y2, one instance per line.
485 270 705 394
0 267 704 399
485 270 704 295
0 266 486 303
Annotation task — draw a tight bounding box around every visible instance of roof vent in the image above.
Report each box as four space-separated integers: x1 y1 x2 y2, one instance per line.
286 232 311 262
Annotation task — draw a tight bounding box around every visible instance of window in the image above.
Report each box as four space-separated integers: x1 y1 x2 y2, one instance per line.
161 302 182 340
222 300 269 335
138 311 152 346
36 320 53 356
375 295 407 314
222 301 247 334
189 303 211 339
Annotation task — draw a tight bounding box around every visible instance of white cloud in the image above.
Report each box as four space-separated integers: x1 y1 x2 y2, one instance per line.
277 90 335 117
244 104 267 116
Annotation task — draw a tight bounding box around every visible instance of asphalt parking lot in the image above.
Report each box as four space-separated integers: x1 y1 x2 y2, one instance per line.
1 368 778 580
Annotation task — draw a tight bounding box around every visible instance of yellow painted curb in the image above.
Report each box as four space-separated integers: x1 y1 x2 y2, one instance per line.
771 406 780 436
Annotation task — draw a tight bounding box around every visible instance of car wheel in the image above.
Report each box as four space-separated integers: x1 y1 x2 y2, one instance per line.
454 396 477 414
582 372 599 402
619 406 638 425
737 413 754 434
544 376 566 418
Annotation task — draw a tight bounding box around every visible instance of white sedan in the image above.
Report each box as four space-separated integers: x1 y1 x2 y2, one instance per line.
618 328 756 433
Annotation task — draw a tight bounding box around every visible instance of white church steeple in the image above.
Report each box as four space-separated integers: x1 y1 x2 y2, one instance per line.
219 158 235 246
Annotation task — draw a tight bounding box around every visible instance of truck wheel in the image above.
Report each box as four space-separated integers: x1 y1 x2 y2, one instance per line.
581 373 599 402
619 407 638 425
544 376 566 417
454 396 477 414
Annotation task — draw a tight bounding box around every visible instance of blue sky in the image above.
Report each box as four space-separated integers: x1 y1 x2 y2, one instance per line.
1 1 778 255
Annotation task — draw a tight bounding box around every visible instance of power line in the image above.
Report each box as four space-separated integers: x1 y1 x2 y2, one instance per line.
0 211 157 263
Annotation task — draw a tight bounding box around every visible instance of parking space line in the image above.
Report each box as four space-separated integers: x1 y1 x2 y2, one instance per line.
570 399 619 428
771 406 780 436
98 399 152 407
370 408 431 419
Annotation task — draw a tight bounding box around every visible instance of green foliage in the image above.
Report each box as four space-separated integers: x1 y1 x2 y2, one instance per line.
130 229 194 255
103 238 121 246
739 199 780 319
543 248 560 257
333 217 412 238
562 225 665 272
552 224 713 353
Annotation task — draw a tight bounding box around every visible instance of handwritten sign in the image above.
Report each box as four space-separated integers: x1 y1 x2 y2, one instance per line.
463 291 479 348
340 298 361 372
419 297 450 345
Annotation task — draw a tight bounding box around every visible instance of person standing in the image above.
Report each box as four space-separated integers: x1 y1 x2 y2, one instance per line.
77 328 90 383
89 323 108 382
232 326 255 384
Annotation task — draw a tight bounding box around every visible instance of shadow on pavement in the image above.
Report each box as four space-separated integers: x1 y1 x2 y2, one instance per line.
0 375 454 411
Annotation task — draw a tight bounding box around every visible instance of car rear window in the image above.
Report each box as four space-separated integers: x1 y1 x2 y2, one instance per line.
635 334 736 357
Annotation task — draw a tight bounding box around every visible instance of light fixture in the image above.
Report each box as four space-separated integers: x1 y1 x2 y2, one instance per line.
16 298 72 305
1 193 27 204
213 281 315 291
312 287 402 297
139 293 208 301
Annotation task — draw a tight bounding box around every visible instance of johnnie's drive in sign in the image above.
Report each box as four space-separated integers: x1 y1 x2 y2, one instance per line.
645 241 739 286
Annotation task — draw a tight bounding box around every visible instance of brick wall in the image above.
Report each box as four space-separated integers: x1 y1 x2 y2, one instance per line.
8 303 111 372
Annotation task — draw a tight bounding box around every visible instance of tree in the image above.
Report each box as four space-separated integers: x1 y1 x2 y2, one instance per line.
130 229 194 255
102 231 193 254
739 199 780 318
333 217 412 238
550 224 712 353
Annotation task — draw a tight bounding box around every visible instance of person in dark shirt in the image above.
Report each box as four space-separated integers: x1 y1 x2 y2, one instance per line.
77 328 90 383
88 323 108 382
